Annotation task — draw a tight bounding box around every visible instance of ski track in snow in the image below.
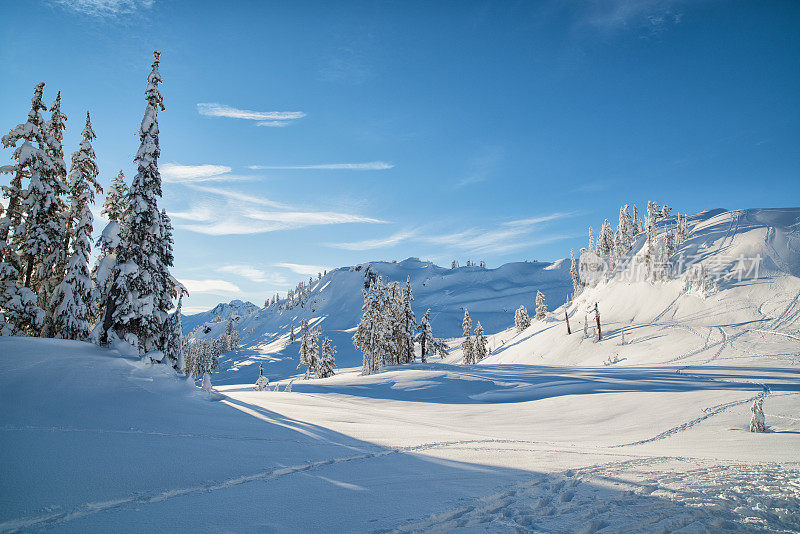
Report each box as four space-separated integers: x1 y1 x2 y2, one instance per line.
0 449 400 532
611 392 768 448
382 457 800 534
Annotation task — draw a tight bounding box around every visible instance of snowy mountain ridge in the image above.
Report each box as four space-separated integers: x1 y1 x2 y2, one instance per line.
187 256 573 383
191 206 800 385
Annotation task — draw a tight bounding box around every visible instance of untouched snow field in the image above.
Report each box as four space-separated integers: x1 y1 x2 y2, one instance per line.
2 207 800 532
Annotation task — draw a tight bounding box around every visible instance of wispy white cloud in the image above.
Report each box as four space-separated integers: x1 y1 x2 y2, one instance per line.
49 0 153 17
171 185 384 236
197 103 305 126
248 162 394 171
328 230 416 251
180 279 241 295
503 211 577 227
455 146 504 189
186 184 289 209
577 0 684 37
216 265 288 285
274 263 330 276
420 227 530 254
161 163 248 184
326 211 576 254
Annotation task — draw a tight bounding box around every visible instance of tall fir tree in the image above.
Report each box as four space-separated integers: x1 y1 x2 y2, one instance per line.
399 276 416 363
0 84 52 334
614 204 633 261
50 112 102 340
164 291 187 373
2 83 63 301
569 249 581 296
102 170 129 222
461 309 474 364
104 51 175 357
474 321 488 361
37 91 70 336
535 290 547 320
297 319 319 379
353 277 387 375
632 204 641 235
597 218 614 260
317 337 336 378
92 171 127 324
514 305 531 331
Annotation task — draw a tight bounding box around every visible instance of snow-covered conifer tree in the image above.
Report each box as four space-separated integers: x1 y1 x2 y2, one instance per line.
0 210 42 335
417 309 431 363
461 309 474 364
416 308 448 362
399 276 416 364
317 337 336 378
102 170 129 223
632 204 641 235
385 280 402 365
50 112 102 340
597 218 614 261
2 83 63 311
614 204 633 261
587 226 594 252
104 51 175 357
254 362 270 391
643 201 658 279
92 171 127 324
164 291 187 373
514 305 530 332
570 250 581 296
353 278 387 375
474 321 487 361
297 320 319 379
749 397 765 432
535 290 547 320
0 85 53 335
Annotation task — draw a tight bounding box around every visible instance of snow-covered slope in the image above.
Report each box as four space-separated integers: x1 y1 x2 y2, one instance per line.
193 257 572 385
3 207 799 532
182 299 259 335
481 207 800 367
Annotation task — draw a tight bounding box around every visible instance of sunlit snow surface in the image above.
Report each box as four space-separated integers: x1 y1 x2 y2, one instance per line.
2 207 799 532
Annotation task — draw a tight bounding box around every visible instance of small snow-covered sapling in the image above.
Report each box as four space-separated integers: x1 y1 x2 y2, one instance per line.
750 397 766 433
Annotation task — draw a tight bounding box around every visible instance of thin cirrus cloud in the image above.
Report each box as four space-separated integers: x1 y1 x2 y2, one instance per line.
328 212 575 254
503 212 577 227
274 263 330 276
170 184 384 236
180 279 241 295
216 265 288 285
197 103 306 127
248 162 394 171
49 0 154 17
328 230 417 251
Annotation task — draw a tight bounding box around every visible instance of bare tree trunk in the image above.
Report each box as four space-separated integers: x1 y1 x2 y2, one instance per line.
24 256 34 288
565 308 571 335
594 303 602 341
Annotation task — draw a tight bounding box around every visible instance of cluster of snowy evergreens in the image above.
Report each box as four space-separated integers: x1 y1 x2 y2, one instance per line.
460 309 488 364
0 52 187 370
296 319 336 379
572 201 692 294
513 291 548 333
354 276 448 375
450 259 486 269
184 316 240 382
264 271 329 312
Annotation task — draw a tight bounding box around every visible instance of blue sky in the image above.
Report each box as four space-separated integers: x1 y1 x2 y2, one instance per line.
1 1 798 313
